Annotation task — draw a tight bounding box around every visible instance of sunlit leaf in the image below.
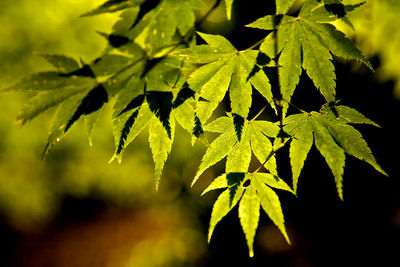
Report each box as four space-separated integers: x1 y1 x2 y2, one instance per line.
208 185 244 242
192 129 237 186
238 185 260 257
149 115 175 190
253 176 290 243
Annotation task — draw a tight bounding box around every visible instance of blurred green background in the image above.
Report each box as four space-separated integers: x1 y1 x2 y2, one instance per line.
0 1 211 266
0 0 399 266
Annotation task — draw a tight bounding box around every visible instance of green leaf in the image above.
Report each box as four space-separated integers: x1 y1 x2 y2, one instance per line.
197 32 237 52
284 107 385 199
224 0 234 20
15 86 90 126
84 108 103 147
226 127 251 173
146 91 173 138
232 113 245 141
192 129 237 186
201 173 228 196
195 60 235 124
229 61 253 119
278 21 302 116
286 114 313 193
111 102 153 162
112 7 140 35
253 177 290 244
186 60 226 91
251 120 280 138
208 185 244 242
149 115 175 190
238 186 260 257
38 53 80 73
302 21 372 70
239 50 275 112
130 0 203 55
180 34 273 124
91 54 139 77
173 101 195 135
247 1 371 105
321 115 387 176
226 172 246 204
42 92 88 158
311 113 346 199
334 105 380 127
3 72 94 93
248 122 277 175
252 173 294 193
245 15 284 30
300 23 336 102
81 0 145 17
276 0 296 14
64 84 109 132
203 116 233 133
193 114 204 139
172 82 195 109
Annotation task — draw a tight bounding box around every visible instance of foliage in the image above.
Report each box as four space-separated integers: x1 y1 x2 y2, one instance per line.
1 0 387 257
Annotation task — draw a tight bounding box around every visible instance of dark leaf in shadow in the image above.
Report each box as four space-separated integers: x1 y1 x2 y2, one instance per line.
172 82 195 108
65 84 108 132
146 91 173 138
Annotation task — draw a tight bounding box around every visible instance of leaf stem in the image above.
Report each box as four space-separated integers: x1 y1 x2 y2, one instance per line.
278 98 307 114
252 142 285 174
244 37 266 51
250 105 267 121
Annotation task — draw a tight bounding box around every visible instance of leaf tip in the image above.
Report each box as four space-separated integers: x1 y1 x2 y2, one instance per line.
249 250 254 258
191 175 200 187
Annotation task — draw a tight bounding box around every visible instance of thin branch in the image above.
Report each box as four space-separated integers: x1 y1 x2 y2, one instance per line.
250 105 267 121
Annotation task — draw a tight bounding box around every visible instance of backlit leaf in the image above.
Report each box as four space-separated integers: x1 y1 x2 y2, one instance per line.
253 177 290 243
238 185 260 257
149 115 175 190
208 185 244 242
192 129 237 186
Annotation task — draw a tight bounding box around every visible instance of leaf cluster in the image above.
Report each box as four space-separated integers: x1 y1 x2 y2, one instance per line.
1 0 387 257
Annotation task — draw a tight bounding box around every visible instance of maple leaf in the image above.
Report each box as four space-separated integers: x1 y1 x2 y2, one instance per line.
192 115 280 186
175 32 276 136
247 0 372 115
283 105 387 199
203 171 292 257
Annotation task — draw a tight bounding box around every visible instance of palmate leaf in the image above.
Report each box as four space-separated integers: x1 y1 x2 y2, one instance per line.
204 171 292 256
247 0 371 115
108 56 198 188
192 116 280 186
1 54 125 156
176 32 275 130
284 105 387 199
128 0 204 55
